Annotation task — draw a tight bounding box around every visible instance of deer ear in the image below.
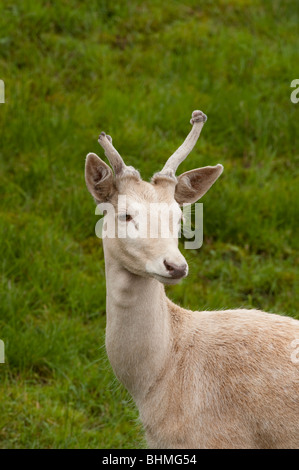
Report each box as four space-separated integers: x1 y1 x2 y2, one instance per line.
174 164 223 205
85 153 115 203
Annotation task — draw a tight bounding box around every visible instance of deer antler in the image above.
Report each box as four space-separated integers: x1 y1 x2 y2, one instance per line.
154 110 207 181
98 132 140 179
98 132 127 175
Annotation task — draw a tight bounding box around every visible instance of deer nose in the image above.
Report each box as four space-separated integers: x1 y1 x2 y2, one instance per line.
163 260 188 279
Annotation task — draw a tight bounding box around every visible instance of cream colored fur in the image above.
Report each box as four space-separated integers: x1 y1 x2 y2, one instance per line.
85 111 299 449
103 220 299 449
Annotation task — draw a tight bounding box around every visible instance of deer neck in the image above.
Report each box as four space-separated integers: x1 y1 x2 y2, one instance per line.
103 243 172 404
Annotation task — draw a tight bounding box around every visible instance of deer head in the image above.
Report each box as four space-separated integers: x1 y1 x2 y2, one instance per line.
85 110 223 285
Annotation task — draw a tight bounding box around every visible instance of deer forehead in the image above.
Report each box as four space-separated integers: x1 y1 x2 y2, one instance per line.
115 180 182 226
116 178 176 206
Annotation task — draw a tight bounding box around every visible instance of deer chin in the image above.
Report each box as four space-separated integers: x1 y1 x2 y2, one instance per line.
150 273 186 285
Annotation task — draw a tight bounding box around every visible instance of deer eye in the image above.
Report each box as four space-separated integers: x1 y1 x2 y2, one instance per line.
118 213 133 222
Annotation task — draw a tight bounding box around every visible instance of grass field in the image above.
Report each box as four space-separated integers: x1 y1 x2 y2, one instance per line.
0 0 298 449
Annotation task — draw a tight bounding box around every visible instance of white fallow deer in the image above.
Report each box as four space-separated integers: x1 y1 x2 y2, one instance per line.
85 110 299 449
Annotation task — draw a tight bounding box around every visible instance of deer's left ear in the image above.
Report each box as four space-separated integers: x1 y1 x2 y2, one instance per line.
174 164 223 205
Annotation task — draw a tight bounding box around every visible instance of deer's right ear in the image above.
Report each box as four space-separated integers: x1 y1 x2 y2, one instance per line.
85 153 115 203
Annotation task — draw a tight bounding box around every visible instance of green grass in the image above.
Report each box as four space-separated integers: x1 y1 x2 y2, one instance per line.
0 0 298 448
